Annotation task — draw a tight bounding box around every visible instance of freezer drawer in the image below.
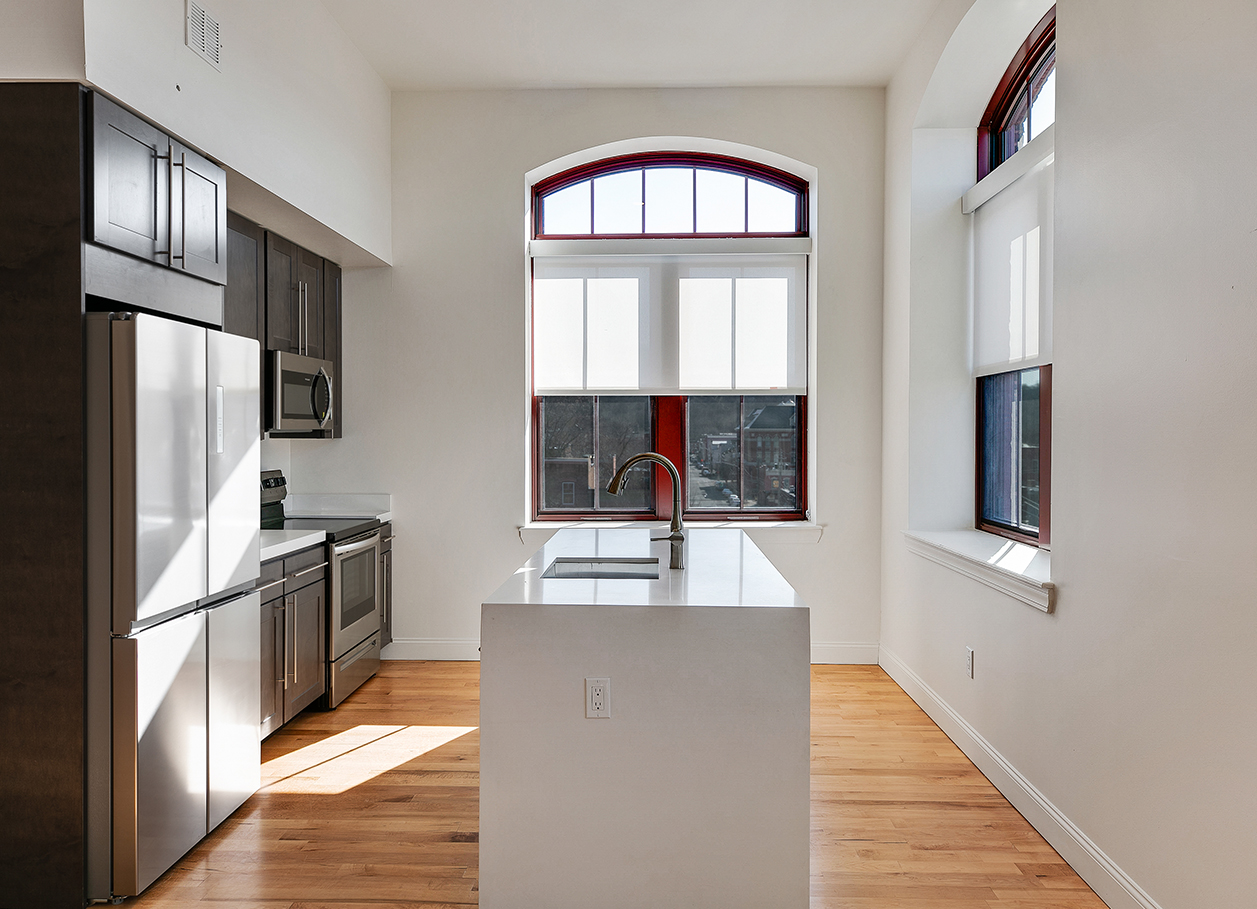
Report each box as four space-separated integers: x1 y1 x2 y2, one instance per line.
113 611 208 896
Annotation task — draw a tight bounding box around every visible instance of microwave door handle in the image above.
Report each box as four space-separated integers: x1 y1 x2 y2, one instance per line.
312 369 332 428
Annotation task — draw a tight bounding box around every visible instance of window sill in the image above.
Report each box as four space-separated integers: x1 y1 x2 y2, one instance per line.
521 519 822 551
903 529 1054 612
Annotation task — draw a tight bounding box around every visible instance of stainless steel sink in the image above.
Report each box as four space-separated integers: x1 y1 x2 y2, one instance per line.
542 557 660 580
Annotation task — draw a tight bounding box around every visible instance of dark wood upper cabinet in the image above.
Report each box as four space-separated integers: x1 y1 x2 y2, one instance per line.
225 212 265 341
92 94 168 263
323 259 343 438
297 246 325 359
172 140 228 283
265 232 298 352
91 93 227 285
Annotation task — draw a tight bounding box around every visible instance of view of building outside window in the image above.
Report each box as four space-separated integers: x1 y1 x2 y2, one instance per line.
540 396 652 511
687 396 799 511
979 368 1040 534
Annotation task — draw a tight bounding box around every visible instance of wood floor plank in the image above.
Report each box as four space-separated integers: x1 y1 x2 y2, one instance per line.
126 662 1107 909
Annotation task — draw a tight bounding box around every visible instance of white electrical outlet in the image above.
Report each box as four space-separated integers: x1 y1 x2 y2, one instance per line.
965 647 975 679
586 678 611 718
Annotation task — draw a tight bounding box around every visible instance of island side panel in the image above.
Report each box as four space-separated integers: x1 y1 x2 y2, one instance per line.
479 602 810 909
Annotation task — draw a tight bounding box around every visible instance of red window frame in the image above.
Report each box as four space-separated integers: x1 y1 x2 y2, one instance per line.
977 6 1056 181
533 151 809 240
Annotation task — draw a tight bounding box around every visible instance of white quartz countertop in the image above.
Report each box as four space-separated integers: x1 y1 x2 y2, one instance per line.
260 529 328 561
484 527 806 608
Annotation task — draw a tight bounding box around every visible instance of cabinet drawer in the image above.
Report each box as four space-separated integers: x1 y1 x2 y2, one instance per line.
284 545 327 593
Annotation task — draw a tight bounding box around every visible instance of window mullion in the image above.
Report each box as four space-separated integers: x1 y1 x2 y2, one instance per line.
592 396 601 510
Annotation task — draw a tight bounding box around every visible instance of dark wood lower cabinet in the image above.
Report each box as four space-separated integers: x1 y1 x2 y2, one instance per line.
259 595 286 738
259 546 328 737
380 523 393 649
284 580 326 718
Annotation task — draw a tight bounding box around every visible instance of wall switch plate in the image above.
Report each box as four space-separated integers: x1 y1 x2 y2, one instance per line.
966 647 975 679
586 678 610 718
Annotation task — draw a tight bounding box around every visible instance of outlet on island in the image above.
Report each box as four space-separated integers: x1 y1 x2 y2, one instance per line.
585 678 611 718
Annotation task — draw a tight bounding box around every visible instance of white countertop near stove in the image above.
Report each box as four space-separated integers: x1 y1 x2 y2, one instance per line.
260 529 328 562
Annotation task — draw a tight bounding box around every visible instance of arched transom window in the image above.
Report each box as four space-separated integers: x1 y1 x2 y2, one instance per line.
534 153 808 239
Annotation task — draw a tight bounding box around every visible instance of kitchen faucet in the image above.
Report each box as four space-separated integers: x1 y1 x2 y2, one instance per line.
606 452 685 569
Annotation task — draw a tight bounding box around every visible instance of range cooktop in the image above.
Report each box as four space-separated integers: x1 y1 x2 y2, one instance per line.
260 471 381 541
270 515 381 542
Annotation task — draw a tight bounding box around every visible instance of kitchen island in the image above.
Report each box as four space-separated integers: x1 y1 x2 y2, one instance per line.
480 527 810 909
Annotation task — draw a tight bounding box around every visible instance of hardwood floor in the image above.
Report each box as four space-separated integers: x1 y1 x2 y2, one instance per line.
131 662 1108 909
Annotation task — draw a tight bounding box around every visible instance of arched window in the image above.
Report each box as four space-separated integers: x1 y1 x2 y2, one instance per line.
530 149 811 522
534 153 807 239
970 6 1055 546
977 6 1055 180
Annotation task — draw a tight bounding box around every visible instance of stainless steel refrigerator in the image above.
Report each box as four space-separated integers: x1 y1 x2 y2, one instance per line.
85 312 262 899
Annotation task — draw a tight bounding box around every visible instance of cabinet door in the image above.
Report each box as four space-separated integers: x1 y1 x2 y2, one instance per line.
296 247 324 359
225 213 264 341
92 93 170 265
323 260 343 438
259 596 285 738
171 141 227 285
380 548 392 649
266 232 299 353
283 582 327 720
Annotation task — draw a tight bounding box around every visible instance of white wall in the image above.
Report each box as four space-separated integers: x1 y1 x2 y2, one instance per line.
80 0 391 264
882 2 1257 908
0 0 84 80
288 87 887 663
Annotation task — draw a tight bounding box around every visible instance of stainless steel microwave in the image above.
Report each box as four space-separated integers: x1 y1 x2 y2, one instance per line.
272 350 333 432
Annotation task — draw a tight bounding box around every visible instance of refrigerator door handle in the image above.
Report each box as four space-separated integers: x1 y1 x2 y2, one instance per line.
214 385 224 453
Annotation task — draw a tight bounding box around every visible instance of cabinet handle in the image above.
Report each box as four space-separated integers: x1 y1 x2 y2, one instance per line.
275 603 287 685
173 151 186 265
303 282 309 354
154 148 173 260
297 281 304 355
289 561 328 579
291 594 299 688
257 578 285 596
280 598 289 688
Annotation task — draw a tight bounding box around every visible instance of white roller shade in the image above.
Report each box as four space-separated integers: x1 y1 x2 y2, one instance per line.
532 255 806 395
972 152 1053 376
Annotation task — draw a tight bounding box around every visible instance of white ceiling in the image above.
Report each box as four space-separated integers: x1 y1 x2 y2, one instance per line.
321 0 945 91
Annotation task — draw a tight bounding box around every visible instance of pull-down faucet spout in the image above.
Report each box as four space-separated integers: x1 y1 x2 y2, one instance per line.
606 452 685 570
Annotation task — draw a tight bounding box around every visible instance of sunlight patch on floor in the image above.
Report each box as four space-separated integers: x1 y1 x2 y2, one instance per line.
262 724 478 794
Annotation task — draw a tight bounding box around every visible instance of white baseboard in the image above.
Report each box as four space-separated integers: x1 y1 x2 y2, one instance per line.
810 641 880 664
382 638 481 661
878 646 1163 909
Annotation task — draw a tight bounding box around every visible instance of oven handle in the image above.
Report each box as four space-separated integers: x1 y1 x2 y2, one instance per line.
333 533 380 557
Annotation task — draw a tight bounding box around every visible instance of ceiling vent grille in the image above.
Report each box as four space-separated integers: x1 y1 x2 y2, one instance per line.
186 1 222 71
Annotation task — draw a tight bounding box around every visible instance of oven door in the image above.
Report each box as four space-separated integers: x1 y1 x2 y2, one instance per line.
329 531 381 660
272 350 333 432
